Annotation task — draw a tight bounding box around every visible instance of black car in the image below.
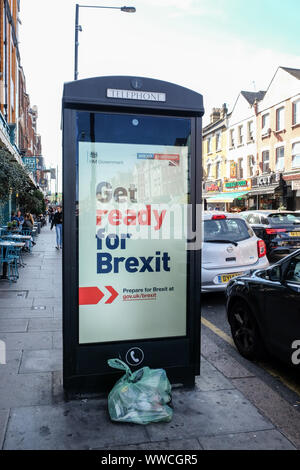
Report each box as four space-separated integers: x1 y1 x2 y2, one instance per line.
226 249 300 367
241 211 300 259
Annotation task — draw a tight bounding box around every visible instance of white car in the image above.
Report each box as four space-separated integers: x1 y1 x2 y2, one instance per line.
202 212 269 292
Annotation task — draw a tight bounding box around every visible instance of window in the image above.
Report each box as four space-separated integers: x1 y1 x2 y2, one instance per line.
285 255 300 284
238 125 243 145
207 137 212 154
247 213 261 225
276 146 285 171
247 121 254 141
216 132 221 151
293 100 300 125
204 218 251 243
262 150 270 173
248 155 255 177
237 158 243 178
292 142 300 168
262 113 270 134
276 107 285 131
216 161 221 179
230 129 234 147
207 163 212 178
268 213 300 225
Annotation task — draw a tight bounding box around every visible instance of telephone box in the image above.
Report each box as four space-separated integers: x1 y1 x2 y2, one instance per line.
62 76 204 393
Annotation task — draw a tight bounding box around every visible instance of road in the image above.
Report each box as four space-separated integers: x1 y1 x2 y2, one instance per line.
201 291 300 446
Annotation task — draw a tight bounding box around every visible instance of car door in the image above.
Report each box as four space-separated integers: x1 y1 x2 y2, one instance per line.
263 254 300 363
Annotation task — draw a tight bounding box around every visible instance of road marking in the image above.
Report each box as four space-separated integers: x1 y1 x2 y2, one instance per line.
201 317 235 346
201 316 300 398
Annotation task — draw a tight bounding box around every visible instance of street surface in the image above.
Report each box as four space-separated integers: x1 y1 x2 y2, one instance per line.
201 291 300 443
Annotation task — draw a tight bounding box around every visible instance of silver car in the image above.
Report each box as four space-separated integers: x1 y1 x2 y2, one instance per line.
202 212 269 292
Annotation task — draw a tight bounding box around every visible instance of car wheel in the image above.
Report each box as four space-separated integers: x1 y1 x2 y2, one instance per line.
228 300 265 360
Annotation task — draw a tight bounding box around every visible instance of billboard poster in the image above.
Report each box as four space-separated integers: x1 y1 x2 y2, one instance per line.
78 142 189 344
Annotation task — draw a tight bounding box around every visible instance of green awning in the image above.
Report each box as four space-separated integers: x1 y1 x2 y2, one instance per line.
205 191 249 203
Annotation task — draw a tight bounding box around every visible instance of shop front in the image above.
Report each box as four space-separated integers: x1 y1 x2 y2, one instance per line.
203 180 224 210
247 173 284 210
283 174 300 211
205 178 251 212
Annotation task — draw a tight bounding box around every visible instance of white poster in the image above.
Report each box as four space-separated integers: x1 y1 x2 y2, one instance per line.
78 141 188 344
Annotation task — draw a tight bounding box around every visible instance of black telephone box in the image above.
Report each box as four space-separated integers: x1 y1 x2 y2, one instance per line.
62 76 204 392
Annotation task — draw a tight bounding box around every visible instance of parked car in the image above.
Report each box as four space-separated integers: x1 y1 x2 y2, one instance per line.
241 211 300 259
226 249 300 367
202 212 269 292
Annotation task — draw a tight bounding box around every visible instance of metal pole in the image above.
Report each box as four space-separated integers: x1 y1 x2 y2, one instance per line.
74 4 79 81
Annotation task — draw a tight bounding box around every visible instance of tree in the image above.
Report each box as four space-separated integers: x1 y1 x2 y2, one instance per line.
0 148 45 215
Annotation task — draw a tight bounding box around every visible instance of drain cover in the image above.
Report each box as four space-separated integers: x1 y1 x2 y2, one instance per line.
32 306 46 310
0 290 28 299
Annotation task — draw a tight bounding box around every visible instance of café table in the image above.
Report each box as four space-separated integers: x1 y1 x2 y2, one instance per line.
0 241 25 279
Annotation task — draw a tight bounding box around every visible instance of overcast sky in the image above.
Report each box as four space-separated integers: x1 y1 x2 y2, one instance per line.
19 0 300 191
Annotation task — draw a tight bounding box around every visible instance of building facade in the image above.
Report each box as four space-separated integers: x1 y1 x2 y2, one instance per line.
256 67 300 210
202 66 300 213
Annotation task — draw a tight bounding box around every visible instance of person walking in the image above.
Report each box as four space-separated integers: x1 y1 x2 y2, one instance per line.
51 206 63 250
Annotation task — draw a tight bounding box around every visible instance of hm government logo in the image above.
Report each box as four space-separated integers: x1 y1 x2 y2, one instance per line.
89 151 98 162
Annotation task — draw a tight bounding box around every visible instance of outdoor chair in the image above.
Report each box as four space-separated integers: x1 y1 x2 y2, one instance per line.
0 245 19 285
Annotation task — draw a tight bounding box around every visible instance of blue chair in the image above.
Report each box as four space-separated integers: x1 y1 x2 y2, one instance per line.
0 245 19 284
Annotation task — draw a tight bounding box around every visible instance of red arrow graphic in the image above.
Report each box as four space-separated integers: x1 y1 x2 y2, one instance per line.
79 287 104 305
105 286 119 304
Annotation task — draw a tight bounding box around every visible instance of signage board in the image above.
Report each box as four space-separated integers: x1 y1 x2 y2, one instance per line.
224 179 252 192
107 88 166 102
23 156 36 171
62 76 204 392
292 180 300 191
78 141 188 344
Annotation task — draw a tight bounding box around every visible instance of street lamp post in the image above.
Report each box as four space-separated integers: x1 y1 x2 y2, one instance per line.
74 4 136 81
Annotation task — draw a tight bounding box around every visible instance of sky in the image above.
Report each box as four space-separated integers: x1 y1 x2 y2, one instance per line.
19 0 300 192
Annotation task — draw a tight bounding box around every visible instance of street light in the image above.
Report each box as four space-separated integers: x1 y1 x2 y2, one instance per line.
74 4 136 81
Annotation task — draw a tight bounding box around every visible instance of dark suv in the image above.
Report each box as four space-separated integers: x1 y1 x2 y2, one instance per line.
241 211 300 259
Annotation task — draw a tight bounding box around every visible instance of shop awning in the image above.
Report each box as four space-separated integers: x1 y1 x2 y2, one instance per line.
205 191 249 203
247 185 279 196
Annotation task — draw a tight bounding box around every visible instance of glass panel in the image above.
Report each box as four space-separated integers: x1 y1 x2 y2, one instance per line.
204 218 251 242
76 112 191 344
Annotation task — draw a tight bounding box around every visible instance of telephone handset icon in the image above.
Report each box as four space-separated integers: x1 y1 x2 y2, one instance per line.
130 350 140 363
126 347 144 366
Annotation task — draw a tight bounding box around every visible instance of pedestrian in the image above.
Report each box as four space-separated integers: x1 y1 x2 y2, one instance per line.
51 206 63 250
14 210 24 227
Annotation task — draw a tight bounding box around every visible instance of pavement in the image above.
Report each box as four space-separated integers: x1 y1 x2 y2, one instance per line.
0 225 297 450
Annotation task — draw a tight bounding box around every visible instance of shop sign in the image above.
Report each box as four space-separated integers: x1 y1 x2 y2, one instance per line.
252 172 278 187
230 162 237 179
224 179 251 192
204 180 222 193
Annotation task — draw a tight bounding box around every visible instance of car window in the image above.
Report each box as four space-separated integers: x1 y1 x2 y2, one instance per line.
268 213 300 225
247 213 260 225
261 216 269 225
204 218 252 242
285 256 300 284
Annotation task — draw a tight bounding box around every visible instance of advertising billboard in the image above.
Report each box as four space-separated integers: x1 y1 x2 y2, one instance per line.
78 140 189 344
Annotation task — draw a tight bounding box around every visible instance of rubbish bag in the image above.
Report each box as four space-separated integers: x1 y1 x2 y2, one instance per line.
107 358 173 425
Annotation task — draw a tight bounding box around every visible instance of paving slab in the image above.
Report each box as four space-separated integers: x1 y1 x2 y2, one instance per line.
0 308 53 319
201 334 255 378
19 349 62 373
95 438 203 451
233 377 300 449
0 319 28 333
0 299 33 308
28 318 61 332
52 332 62 349
199 429 297 450
0 350 22 375
4 400 149 450
195 365 234 392
0 410 9 449
0 332 52 350
0 373 52 409
146 388 274 442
